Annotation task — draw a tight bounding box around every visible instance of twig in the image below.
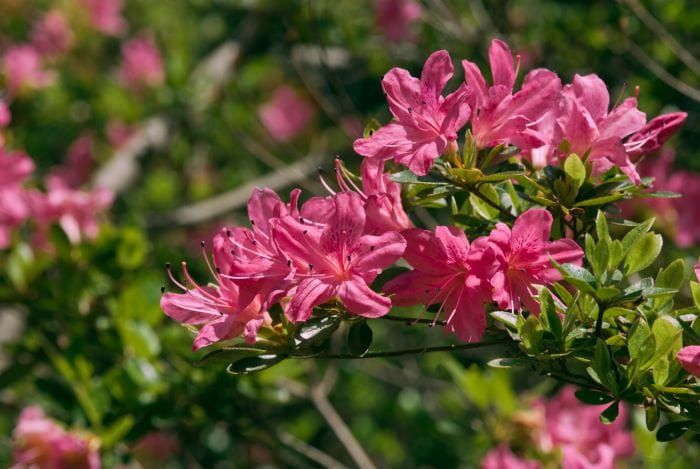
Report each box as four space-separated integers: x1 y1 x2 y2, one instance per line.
147 151 326 228
471 186 516 221
318 338 509 359
277 430 349 469
626 40 700 103
309 367 378 469
380 314 447 326
620 0 700 77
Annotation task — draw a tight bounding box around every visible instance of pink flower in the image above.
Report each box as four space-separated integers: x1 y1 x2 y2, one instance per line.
536 74 646 184
625 111 687 159
132 431 180 463
31 10 73 57
257 85 315 142
319 158 413 235
0 100 10 128
106 120 135 149
676 345 700 378
119 36 164 90
488 209 583 314
2 44 55 95
383 227 497 341
353 50 470 175
273 191 406 322
48 134 95 189
83 0 126 36
462 39 562 150
375 0 422 42
482 445 540 469
536 387 634 469
12 406 100 469
30 178 114 245
0 149 34 248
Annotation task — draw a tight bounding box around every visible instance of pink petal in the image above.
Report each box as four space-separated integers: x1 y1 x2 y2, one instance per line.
598 97 646 140
570 74 610 122
286 277 333 323
511 208 552 250
353 122 410 159
338 278 392 318
677 345 700 377
382 68 422 123
320 192 365 253
160 292 219 325
353 231 406 281
420 50 453 108
488 39 515 89
193 315 242 351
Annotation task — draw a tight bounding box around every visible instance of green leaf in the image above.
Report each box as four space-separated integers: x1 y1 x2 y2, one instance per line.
653 356 670 385
599 401 620 424
487 357 530 368
595 210 610 244
628 320 653 362
594 339 617 393
651 316 683 356
347 322 373 357
294 315 341 347
656 420 695 442
621 218 655 255
690 281 700 311
100 415 135 449
645 403 660 431
564 153 586 190
624 233 662 275
608 240 623 272
574 389 615 405
227 354 287 374
490 310 519 329
198 346 271 366
539 289 562 340
479 171 527 183
520 316 543 354
469 184 501 220
551 261 596 294
574 194 625 207
656 259 686 290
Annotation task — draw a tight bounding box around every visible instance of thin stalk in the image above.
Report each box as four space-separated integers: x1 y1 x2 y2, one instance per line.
470 185 516 221
318 339 509 360
380 314 447 326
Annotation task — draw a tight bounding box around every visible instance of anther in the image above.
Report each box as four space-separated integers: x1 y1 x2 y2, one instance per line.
200 240 205 247
165 262 171 269
303 230 308 234
309 264 314 271
370 246 375 251
287 260 292 267
250 219 255 225
226 229 231 237
317 166 324 175
160 285 165 293
347 255 351 262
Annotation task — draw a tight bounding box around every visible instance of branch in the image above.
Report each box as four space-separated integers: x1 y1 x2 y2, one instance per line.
625 39 700 103
277 430 349 469
620 0 700 77
318 338 509 359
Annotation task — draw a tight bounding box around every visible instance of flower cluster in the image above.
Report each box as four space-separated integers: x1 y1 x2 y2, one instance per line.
12 406 100 469
1 4 163 97
482 386 635 469
0 108 113 249
354 40 685 183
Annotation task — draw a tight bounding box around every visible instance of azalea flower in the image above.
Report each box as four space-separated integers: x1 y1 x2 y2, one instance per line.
31 10 73 57
375 0 422 42
488 208 583 314
353 50 470 175
462 39 562 150
12 406 100 469
120 35 165 90
257 85 315 142
482 445 540 469
273 191 406 322
625 111 687 158
2 44 55 95
676 345 700 378
83 0 126 36
0 100 10 128
533 74 646 184
0 149 34 248
535 387 634 469
383 226 497 342
48 134 95 189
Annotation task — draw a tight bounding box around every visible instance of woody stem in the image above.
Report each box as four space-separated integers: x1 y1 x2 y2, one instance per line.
316 338 510 359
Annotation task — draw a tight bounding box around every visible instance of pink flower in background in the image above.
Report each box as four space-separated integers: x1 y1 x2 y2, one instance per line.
375 0 422 42
0 101 10 128
482 445 540 469
48 134 95 189
2 44 55 95
83 0 126 36
106 120 135 149
119 36 164 90
12 406 100 469
676 346 700 377
0 149 34 248
31 10 74 57
488 209 583 314
273 191 406 322
536 387 634 469
629 150 700 247
383 227 497 341
462 39 562 150
354 50 470 175
30 177 114 245
258 85 315 142
133 431 180 463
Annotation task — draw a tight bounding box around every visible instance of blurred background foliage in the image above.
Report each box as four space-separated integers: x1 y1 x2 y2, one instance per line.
1 0 699 467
